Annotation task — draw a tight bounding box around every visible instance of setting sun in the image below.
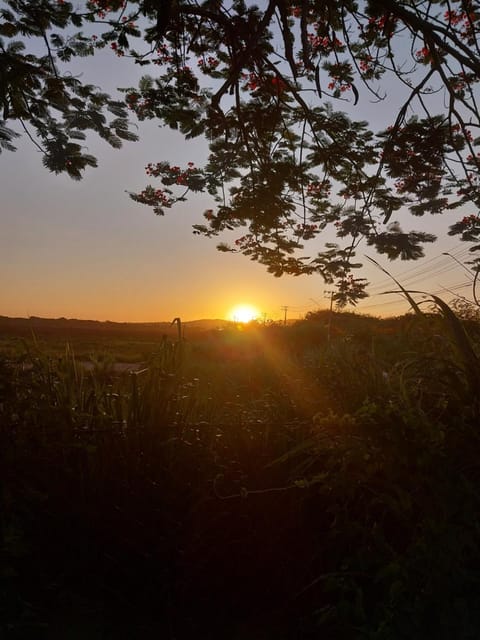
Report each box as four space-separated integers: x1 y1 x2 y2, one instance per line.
228 304 260 323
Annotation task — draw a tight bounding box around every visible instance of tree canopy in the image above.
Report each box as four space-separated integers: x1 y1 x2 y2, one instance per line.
2 0 480 304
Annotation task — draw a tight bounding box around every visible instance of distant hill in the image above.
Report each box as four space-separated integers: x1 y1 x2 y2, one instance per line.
0 315 231 338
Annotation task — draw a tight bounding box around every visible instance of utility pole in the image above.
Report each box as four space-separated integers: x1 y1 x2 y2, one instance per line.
324 290 334 342
280 305 289 326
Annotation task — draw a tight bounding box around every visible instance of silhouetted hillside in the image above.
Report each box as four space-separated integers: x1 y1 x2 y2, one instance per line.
0 315 230 339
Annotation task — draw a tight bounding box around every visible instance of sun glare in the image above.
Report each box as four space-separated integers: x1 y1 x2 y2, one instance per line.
228 304 260 323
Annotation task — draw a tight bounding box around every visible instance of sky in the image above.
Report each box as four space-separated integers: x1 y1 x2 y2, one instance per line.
1 16 477 322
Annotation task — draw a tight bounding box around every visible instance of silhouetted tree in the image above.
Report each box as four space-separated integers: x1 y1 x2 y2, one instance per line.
2 0 480 302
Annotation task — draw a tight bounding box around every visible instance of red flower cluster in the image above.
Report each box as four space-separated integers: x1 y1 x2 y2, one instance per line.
460 214 479 226
125 92 138 105
177 66 193 78
365 14 397 38
415 46 431 62
307 33 344 53
359 55 374 73
145 162 197 186
242 72 260 91
445 10 465 25
137 188 172 207
121 16 135 28
327 77 351 92
198 56 220 72
241 72 287 94
125 93 152 116
326 62 353 93
87 0 125 19
444 8 478 40
306 180 331 197
368 15 388 29
153 44 173 65
110 41 125 56
271 76 287 93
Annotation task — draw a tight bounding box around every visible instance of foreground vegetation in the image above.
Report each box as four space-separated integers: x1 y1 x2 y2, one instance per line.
1 304 480 638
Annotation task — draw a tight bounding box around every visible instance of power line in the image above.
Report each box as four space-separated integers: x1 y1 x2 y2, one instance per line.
366 246 473 294
368 243 469 276
359 280 473 311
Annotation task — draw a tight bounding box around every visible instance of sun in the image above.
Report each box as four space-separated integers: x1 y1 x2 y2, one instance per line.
228 304 260 323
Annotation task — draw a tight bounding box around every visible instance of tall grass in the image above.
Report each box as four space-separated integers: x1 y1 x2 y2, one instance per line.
1 304 480 638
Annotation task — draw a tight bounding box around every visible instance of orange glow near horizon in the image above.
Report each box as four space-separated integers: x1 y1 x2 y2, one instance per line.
227 304 261 323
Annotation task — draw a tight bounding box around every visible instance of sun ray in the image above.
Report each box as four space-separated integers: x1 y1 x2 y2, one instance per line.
228 304 260 323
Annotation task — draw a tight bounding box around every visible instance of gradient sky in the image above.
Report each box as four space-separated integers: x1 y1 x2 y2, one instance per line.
1 38 476 322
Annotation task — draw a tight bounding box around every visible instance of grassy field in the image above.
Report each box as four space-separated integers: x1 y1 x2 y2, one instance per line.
1 305 480 639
